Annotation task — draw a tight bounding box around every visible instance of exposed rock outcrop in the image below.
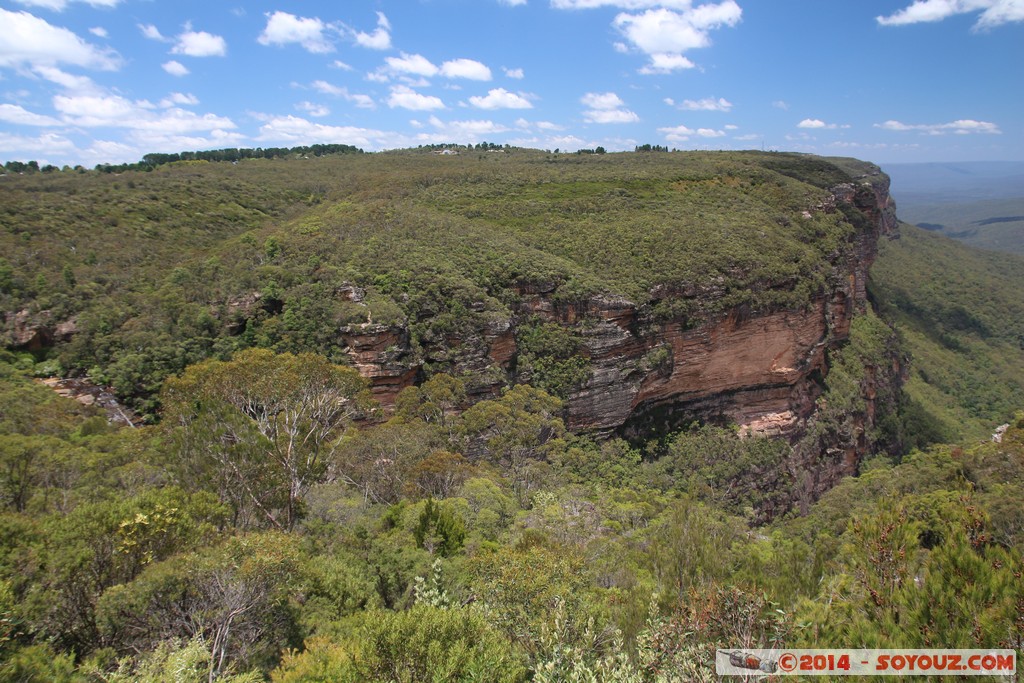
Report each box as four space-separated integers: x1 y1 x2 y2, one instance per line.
340 166 902 470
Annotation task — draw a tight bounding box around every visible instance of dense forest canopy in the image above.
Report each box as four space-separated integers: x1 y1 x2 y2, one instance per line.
1 148 1022 681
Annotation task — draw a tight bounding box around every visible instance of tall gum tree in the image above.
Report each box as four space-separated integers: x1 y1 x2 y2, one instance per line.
162 349 371 529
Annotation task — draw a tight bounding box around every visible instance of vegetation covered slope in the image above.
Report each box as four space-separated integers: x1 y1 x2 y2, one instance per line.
2 150 877 412
1 149 1023 681
871 223 1024 442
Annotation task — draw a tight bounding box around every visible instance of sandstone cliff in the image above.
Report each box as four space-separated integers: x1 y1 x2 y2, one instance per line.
340 163 900 456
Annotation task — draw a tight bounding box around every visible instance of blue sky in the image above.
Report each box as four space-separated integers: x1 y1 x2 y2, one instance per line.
1 0 1021 166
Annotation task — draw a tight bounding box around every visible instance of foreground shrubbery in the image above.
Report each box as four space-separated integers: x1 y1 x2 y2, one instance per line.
1 347 1021 681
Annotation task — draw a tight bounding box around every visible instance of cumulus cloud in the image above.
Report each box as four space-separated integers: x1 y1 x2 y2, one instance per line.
159 92 199 107
296 101 330 117
427 115 510 138
385 53 493 81
877 0 1024 30
258 11 335 53
504 67 525 79
874 118 1001 134
607 1 741 73
354 12 392 50
0 9 121 70
678 96 732 111
499 0 528 5
658 124 694 142
440 58 492 80
162 60 189 76
311 80 377 108
172 29 227 57
33 65 98 92
386 52 439 77
0 103 62 127
0 132 77 162
581 92 639 123
89 26 108 38
254 114 391 148
772 100 789 110
387 85 445 111
469 88 532 109
53 93 237 134
798 118 828 129
797 118 850 130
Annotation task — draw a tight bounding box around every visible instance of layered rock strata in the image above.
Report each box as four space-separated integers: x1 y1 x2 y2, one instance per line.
341 167 900 441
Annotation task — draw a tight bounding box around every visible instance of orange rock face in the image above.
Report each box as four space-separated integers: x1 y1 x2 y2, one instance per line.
340 174 899 442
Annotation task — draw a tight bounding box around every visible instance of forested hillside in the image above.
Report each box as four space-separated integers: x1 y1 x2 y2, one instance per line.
1 149 1022 681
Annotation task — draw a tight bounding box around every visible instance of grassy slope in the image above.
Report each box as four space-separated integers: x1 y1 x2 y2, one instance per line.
870 223 1024 441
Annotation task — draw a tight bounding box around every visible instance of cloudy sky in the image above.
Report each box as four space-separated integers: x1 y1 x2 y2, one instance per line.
1 0 1021 166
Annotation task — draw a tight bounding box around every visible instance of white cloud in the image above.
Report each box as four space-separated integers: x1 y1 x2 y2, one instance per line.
877 0 1024 30
0 9 120 70
331 60 353 70
678 96 732 111
440 58 492 80
386 53 493 81
310 80 377 109
387 85 445 111
255 114 384 147
658 124 694 142
162 60 189 77
499 0 528 5
12 0 122 10
611 2 741 73
798 118 829 129
0 132 77 162
772 100 789 110
427 115 510 138
581 92 626 109
89 26 108 38
639 52 696 73
354 12 392 50
537 121 565 131
469 88 533 109
734 133 759 141
584 109 640 124
696 127 725 137
297 101 330 117
350 94 376 109
797 118 850 130
159 92 199 108
504 67 525 79
581 91 639 123
33 65 98 92
54 94 237 133
874 118 1001 135
386 52 439 77
172 30 227 57
139 24 166 41
311 80 345 96
258 11 334 53
0 103 62 126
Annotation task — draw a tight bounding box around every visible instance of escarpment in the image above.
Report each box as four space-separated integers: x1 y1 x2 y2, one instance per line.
339 159 901 457
2 151 902 487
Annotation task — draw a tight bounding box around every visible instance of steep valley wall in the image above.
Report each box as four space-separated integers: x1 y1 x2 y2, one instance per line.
341 169 900 459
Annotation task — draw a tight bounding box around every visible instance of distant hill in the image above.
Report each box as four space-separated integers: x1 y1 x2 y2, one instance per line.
883 161 1024 254
871 223 1024 441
